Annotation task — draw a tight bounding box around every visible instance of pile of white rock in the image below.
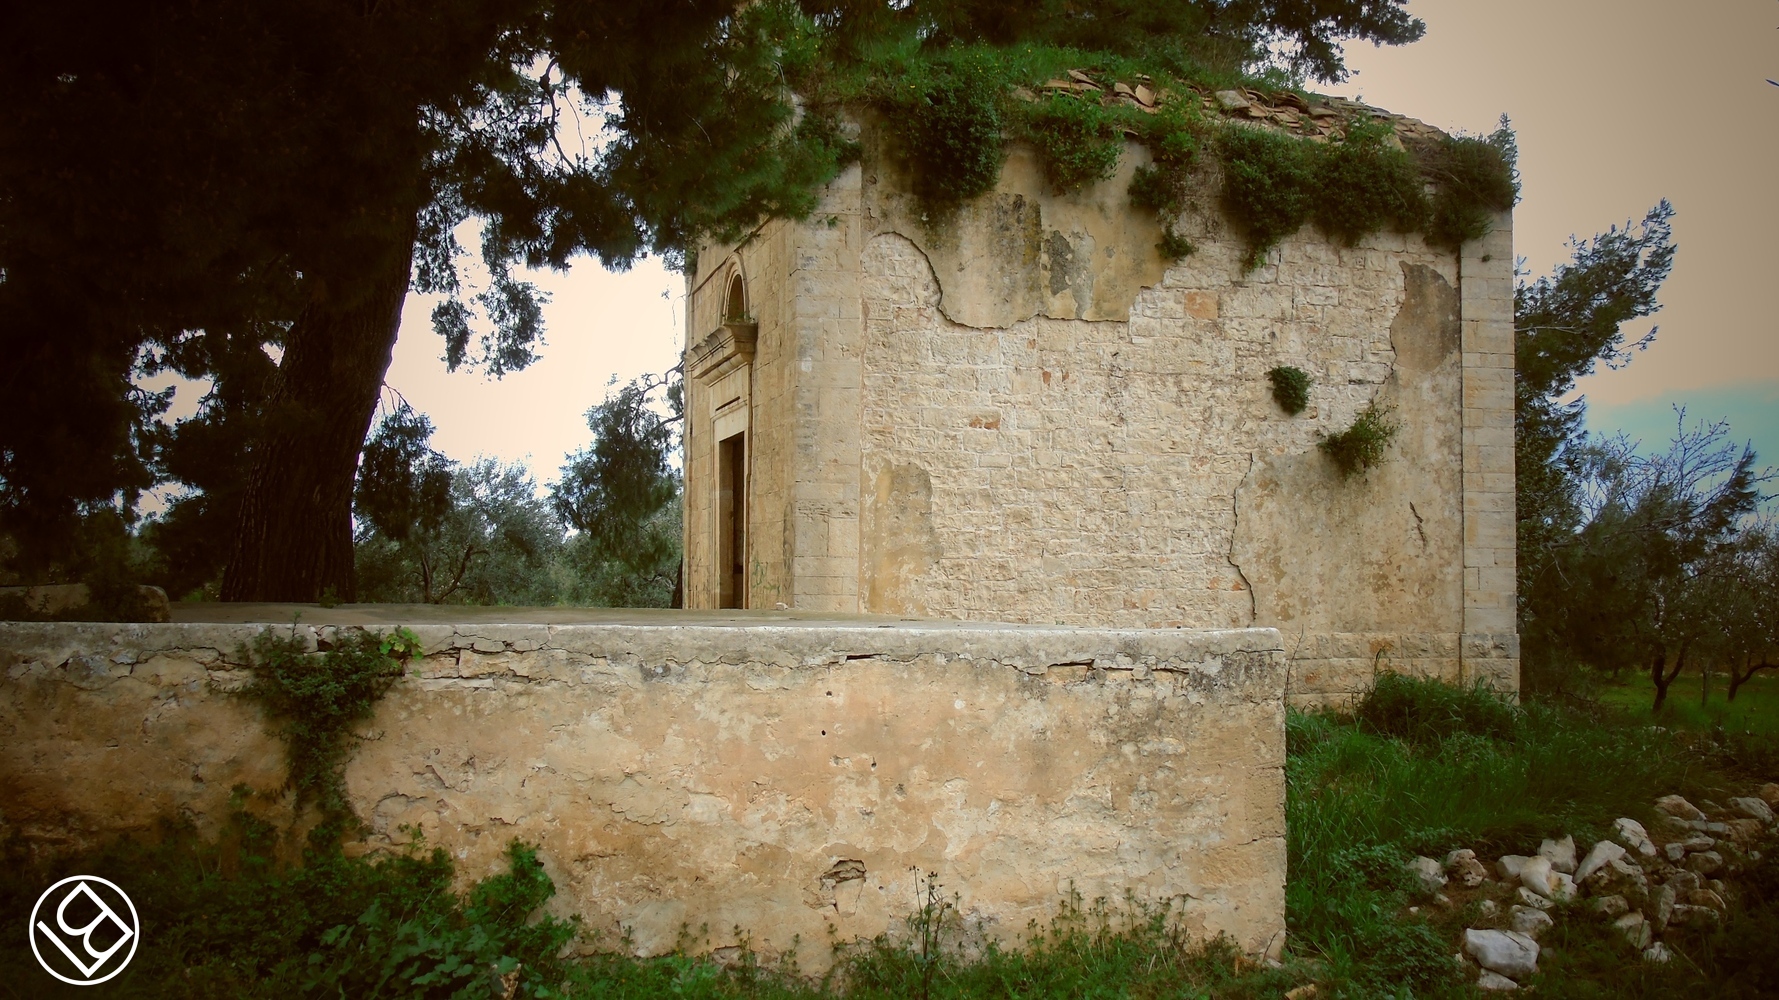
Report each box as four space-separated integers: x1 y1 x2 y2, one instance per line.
1406 783 1779 992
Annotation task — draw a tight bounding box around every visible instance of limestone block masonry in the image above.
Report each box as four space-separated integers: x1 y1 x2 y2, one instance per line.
0 620 1287 968
684 136 1518 706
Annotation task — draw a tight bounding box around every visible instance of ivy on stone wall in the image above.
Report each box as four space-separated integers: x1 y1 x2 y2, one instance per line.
241 624 418 847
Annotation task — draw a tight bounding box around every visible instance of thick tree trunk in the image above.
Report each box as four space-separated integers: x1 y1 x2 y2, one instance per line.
221 213 417 603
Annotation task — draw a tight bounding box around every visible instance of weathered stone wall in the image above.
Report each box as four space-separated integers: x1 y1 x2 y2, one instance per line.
684 134 1518 705
0 620 1287 967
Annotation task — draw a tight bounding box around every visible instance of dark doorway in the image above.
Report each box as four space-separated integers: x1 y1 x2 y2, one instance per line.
718 432 747 608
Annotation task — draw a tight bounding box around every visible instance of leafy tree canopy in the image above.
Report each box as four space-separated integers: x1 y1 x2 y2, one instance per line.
1 0 1429 600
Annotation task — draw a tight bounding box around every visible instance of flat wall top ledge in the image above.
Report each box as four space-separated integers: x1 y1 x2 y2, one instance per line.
1 620 1283 688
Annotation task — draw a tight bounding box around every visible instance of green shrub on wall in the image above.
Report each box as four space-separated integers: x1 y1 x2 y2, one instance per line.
242 625 417 844
881 55 1007 209
1219 126 1316 270
1320 402 1399 478
1022 93 1125 192
1310 121 1427 245
1423 124 1520 248
1268 365 1313 415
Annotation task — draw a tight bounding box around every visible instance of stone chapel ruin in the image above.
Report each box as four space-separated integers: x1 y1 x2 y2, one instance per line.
1 86 1517 973
682 90 1519 710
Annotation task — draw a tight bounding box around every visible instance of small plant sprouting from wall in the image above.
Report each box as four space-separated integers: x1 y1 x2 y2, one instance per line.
1320 402 1400 478
1267 366 1312 415
242 624 419 845
1157 226 1194 261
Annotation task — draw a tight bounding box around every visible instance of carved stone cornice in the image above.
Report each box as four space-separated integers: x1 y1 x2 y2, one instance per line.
689 321 759 381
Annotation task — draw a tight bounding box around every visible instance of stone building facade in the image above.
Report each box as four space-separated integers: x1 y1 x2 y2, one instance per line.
682 129 1518 706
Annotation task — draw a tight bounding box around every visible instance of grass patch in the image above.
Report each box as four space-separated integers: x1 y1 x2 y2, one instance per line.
0 811 575 999
1597 668 1779 737
1 814 1308 999
1289 673 1779 997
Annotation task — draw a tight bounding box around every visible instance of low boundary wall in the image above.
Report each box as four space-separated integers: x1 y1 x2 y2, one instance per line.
0 618 1286 967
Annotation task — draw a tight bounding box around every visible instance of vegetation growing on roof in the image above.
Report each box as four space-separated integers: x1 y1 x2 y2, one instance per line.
1424 120 1522 249
1310 120 1428 245
1022 92 1127 192
792 26 1518 270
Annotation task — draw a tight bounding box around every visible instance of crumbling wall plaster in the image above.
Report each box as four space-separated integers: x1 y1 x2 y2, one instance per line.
850 142 1500 703
686 138 1517 704
0 620 1287 968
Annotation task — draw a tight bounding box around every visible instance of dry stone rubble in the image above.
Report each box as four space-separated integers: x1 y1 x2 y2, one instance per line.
1414 789 1778 991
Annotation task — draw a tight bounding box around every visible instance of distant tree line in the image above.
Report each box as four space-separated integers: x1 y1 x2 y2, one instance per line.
1514 201 1776 709
348 377 683 608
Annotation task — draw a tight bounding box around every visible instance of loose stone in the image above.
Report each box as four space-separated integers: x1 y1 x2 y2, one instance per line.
1496 855 1531 880
1575 840 1626 883
1728 796 1775 824
1477 969 1520 991
1519 856 1555 898
1758 783 1779 809
1688 851 1724 876
1538 835 1577 874
1613 911 1653 950
1407 855 1448 894
1464 928 1540 979
1670 903 1721 928
1652 884 1675 931
1614 817 1658 857
1445 848 1489 888
1508 905 1553 938
1655 795 1707 822
1591 894 1630 918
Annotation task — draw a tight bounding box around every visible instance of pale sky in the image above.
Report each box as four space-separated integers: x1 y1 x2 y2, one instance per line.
1338 0 1778 462
377 0 1777 477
